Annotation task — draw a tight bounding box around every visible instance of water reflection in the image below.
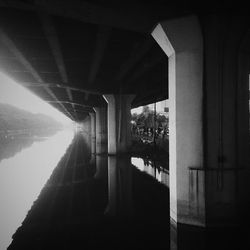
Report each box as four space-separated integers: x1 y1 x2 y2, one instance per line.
131 157 169 187
0 129 74 250
0 129 59 162
7 132 169 249
3 130 246 250
105 156 134 217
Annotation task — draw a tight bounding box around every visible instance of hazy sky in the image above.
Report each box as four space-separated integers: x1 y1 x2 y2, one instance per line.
0 72 72 124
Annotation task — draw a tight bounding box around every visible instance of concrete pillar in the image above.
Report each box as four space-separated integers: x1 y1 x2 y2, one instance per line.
203 15 250 226
81 115 91 147
103 95 117 154
152 16 204 226
103 94 135 155
89 112 96 155
153 14 250 228
93 107 107 154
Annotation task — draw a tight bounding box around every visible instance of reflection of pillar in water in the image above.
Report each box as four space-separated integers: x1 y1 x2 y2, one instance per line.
118 156 134 216
88 153 96 176
170 222 177 250
94 155 107 180
157 171 162 183
90 152 96 165
105 156 117 216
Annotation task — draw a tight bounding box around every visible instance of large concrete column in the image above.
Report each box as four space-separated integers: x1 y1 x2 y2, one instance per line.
93 107 107 154
103 95 117 154
103 94 135 155
153 14 250 229
89 112 96 155
203 15 250 226
152 16 204 226
81 115 91 146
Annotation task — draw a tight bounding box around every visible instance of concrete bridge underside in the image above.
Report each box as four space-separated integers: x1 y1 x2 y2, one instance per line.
0 0 250 229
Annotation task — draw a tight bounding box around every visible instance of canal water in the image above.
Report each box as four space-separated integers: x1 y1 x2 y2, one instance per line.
0 129 170 249
0 129 247 250
0 129 74 250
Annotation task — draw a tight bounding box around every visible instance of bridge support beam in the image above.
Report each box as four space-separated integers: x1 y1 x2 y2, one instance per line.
201 15 250 227
93 107 107 154
103 94 135 155
152 15 204 226
89 113 96 154
152 14 250 228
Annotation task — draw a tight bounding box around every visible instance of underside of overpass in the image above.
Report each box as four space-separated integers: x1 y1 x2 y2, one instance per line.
0 0 172 122
1 0 250 237
0 1 246 122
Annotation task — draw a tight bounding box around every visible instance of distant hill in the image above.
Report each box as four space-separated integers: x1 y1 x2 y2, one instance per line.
0 103 63 132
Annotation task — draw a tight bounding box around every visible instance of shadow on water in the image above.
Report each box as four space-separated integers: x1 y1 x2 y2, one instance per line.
7 132 170 250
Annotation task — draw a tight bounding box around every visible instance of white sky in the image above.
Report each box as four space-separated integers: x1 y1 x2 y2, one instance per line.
0 72 72 124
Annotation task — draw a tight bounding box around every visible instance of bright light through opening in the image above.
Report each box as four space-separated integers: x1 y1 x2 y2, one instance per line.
131 99 169 114
0 72 72 125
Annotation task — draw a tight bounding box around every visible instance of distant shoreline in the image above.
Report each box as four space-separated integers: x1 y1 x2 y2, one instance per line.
0 127 62 138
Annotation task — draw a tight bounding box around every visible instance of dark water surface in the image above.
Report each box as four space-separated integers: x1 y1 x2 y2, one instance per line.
0 130 248 250
2 131 169 249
